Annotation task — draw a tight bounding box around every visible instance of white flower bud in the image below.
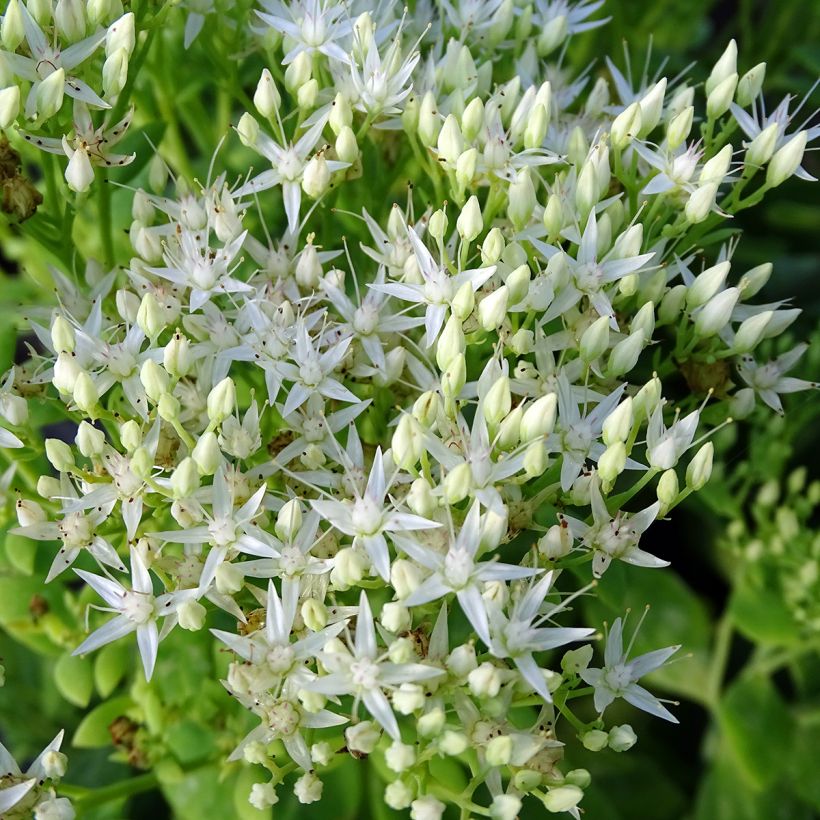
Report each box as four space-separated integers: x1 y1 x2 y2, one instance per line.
659 284 688 324
598 441 626 483
686 441 714 490
236 112 259 147
447 643 477 678
70 371 99 416
301 599 327 631
438 730 469 756
64 145 94 193
608 724 638 752
543 193 564 239
405 478 436 520
328 92 352 134
507 168 536 229
580 315 610 361
52 351 81 394
215 562 243 595
207 377 236 422
443 462 473 504
730 387 755 419
694 287 740 337
457 195 482 242
505 263 530 305
581 729 609 751
346 721 380 754
410 796 446 820
254 68 280 118
102 47 129 98
294 772 323 804
1 0 24 50
0 85 20 128
87 0 115 26
436 315 465 370
37 476 61 499
537 14 567 55
393 682 425 715
483 376 511 426
767 131 807 188
667 106 694 150
520 393 557 440
633 375 662 418
657 468 679 510
441 353 466 400
575 160 599 217
171 456 199 498
139 359 169 403
51 315 75 353
106 13 135 57
746 122 779 168
685 182 718 224
302 153 330 199
418 91 440 146
178 599 206 631
310 741 333 766
275 498 302 541
706 73 738 119
75 420 104 458
542 785 584 813
249 782 278 810
733 310 772 352
417 707 446 737
706 40 737 96
736 62 766 108
381 602 411 633
55 0 85 40
385 741 415 773
485 735 513 766
700 144 733 184
478 286 509 331
610 102 642 150
638 78 666 136
602 397 633 445
137 292 164 339
284 52 311 92
45 438 74 472
437 113 463 165
451 280 475 320
192 430 221 475
524 103 548 149
335 125 357 164
331 547 367 589
607 330 645 376
385 780 414 811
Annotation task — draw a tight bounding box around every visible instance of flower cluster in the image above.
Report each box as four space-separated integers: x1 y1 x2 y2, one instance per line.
0 0 817 817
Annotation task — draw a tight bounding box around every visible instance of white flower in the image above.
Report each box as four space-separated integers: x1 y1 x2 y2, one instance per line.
0 731 68 815
73 547 198 680
581 615 680 722
737 344 818 414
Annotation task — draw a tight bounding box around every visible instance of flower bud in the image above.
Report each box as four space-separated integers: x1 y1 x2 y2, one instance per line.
523 439 548 477
418 91 440 146
537 14 567 56
215 562 243 595
666 106 694 150
139 359 169 403
330 547 367 588
542 785 584 813
236 112 259 147
275 498 302 541
207 377 236 423
700 144 733 184
45 438 74 472
694 287 739 337
575 159 598 217
392 414 424 469
581 729 609 751
137 292 164 339
637 78 666 136
301 598 328 631
608 724 638 752
457 195 482 242
73 372 100 414
684 182 718 224
75 420 105 458
610 102 642 150
468 662 502 698
657 468 679 509
633 375 662 418
738 262 772 298
51 315 76 354
192 430 220 475
483 376 511 426
745 122 778 168
478 286 509 331
441 353 466 400
520 393 557 440
0 85 20 129
507 169 536 230
733 310 772 353
485 735 513 766
705 40 737 96
580 315 610 362
607 330 645 377
302 153 330 198
334 125 358 164
524 103 548 149
686 441 714 490
1 0 24 50
602 398 633 445
443 462 472 504
171 457 199 498
157 392 180 422
455 147 477 188
284 51 311 92
543 193 564 239
391 558 424 599
437 114 463 165
658 284 687 324
177 599 206 631
706 73 738 119
52 351 82 394
381 602 411 634
102 47 129 97
766 131 807 188
736 62 766 108
491 795 522 820
55 0 85 40
254 68 280 118
65 145 94 192
107 13 135 56
35 68 65 118
346 721 380 754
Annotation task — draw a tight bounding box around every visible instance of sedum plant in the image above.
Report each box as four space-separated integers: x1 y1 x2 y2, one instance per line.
0 0 817 817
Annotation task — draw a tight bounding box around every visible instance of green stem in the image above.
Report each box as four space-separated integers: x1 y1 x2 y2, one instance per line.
99 171 114 268
707 610 734 707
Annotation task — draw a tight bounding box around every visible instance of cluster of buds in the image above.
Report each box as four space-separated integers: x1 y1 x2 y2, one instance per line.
1 0 817 817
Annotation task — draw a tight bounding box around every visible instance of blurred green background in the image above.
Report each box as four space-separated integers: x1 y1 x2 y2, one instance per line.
1 0 818 817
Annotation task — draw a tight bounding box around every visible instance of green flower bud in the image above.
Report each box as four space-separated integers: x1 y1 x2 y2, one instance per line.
686 442 714 490
767 131 807 188
45 438 74 472
207 377 236 423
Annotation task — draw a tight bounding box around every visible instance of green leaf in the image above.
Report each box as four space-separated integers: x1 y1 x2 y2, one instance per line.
54 651 94 708
3 532 37 575
716 675 795 789
729 573 801 647
94 641 130 698
166 719 216 765
73 696 135 748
